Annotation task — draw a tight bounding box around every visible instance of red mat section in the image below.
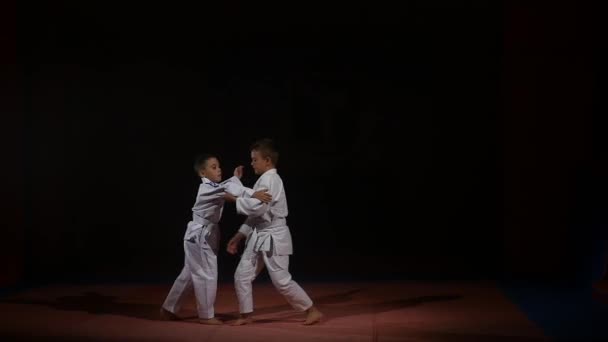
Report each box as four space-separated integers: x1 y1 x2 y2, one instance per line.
0 282 547 341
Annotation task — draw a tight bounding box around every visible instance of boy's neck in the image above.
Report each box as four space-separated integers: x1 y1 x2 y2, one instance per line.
260 166 276 174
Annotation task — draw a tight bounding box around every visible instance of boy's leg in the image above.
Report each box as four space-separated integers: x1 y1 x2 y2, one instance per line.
184 226 219 320
263 253 313 311
234 241 265 315
264 253 322 325
161 255 193 317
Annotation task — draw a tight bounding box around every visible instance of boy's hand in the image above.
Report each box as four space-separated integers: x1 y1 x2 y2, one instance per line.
233 165 244 179
252 190 272 203
224 193 237 202
227 239 239 255
227 233 244 255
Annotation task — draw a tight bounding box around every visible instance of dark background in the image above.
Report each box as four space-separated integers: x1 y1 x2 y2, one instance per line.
2 1 606 287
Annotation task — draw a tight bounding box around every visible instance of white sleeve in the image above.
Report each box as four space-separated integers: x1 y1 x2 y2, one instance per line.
238 218 254 237
222 176 255 197
235 174 278 217
198 184 226 202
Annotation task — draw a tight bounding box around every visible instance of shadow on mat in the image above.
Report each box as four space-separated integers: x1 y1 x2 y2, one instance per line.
215 289 463 324
2 288 462 325
1 292 161 320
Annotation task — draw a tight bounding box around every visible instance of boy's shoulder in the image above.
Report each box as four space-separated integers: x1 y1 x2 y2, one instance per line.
260 172 284 189
201 180 221 189
261 170 282 181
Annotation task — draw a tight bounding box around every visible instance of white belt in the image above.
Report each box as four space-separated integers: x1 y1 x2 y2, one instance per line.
185 218 217 242
254 218 286 230
192 215 215 226
250 218 287 253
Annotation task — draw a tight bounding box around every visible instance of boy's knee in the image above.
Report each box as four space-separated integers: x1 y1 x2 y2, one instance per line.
234 268 248 284
271 274 292 292
193 269 215 281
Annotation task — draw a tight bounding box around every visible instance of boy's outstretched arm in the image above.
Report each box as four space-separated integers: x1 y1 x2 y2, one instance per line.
223 165 272 203
235 175 279 218
224 190 271 203
224 193 238 202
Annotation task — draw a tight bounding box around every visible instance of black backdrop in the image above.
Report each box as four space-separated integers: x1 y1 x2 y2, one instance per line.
4 1 605 286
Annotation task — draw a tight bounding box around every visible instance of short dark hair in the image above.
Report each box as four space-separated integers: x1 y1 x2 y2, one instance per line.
250 138 279 166
193 153 216 173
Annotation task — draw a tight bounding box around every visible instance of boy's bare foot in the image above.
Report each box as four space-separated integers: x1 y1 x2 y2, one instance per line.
303 306 323 325
231 313 253 326
159 307 180 321
199 317 223 325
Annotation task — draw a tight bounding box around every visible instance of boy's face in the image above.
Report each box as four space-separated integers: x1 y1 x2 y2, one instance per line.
250 150 272 175
199 157 222 183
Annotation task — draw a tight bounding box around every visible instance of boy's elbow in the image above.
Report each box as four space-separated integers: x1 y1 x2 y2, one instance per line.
245 204 269 217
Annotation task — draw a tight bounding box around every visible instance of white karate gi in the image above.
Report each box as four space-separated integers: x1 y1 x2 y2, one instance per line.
234 168 313 314
163 176 253 319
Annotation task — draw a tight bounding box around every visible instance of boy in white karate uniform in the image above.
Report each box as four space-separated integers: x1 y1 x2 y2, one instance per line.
227 139 323 326
160 154 271 325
